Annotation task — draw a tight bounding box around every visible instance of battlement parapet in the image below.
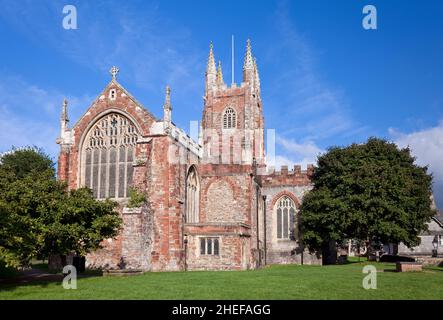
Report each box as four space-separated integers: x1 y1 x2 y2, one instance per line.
258 164 314 187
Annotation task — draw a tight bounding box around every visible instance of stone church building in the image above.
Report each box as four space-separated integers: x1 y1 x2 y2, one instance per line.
56 41 321 271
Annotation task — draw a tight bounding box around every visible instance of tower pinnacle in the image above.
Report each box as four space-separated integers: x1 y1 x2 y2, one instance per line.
206 42 216 76
205 42 217 94
216 60 224 86
243 39 254 70
243 39 254 83
254 57 261 95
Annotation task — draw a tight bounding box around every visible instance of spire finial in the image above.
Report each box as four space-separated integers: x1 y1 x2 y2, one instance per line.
61 98 69 123
164 85 171 110
163 85 172 131
206 42 216 75
110 66 119 80
205 42 217 94
243 39 253 71
216 60 224 86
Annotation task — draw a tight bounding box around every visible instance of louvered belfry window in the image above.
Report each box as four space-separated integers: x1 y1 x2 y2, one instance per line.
83 113 139 199
222 107 236 129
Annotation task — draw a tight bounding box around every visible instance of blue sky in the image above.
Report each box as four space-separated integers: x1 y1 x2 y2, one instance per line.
0 0 442 207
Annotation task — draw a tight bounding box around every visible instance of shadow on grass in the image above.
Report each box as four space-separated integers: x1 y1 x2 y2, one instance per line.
0 265 104 293
340 256 369 265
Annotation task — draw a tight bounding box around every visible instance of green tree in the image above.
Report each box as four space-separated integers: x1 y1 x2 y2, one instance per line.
42 187 122 259
0 148 57 267
0 147 54 179
301 138 434 255
0 147 122 268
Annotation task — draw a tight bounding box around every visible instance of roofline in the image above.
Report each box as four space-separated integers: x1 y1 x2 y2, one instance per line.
433 216 443 228
71 78 159 129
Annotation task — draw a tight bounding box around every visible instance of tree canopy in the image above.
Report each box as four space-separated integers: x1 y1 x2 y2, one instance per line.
301 138 434 252
0 147 122 268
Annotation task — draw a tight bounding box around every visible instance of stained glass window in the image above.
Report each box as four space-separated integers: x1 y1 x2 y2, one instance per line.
82 113 139 199
276 196 297 240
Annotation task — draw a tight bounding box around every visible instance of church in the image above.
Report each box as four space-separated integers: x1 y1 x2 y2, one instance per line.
56 40 321 272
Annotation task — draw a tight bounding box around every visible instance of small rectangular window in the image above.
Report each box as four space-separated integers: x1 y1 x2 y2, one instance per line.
214 239 219 255
207 239 212 255
200 237 220 256
200 238 206 255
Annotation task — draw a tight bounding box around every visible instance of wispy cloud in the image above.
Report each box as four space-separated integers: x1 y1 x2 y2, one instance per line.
0 0 204 115
274 135 324 169
390 121 443 208
0 76 91 159
264 1 368 143
263 1 373 169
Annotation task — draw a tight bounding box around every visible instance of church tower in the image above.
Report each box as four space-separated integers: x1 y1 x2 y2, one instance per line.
201 40 265 166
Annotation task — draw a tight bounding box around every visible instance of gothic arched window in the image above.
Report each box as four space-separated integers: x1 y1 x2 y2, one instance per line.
185 167 200 223
82 113 139 199
275 196 297 240
222 107 237 129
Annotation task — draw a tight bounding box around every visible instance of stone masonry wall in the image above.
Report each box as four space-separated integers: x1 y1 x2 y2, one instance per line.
199 165 253 225
184 223 252 271
120 206 153 270
260 166 321 265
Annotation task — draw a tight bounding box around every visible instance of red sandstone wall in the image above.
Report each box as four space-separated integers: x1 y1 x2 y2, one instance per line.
184 224 252 271
202 84 264 165
59 81 158 271
58 74 320 272
62 81 156 191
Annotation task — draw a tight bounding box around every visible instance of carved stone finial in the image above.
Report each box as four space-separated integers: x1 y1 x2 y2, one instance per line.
61 98 69 123
164 85 171 110
163 85 172 132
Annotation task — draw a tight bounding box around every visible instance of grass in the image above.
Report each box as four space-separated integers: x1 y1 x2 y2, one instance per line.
1 261 443 300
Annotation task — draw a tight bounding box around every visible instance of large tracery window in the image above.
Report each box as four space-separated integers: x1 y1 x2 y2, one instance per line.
82 113 139 199
185 167 200 223
276 196 297 240
222 107 237 129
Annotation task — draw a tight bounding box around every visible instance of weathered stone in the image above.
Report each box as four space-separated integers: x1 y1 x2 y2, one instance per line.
56 42 321 272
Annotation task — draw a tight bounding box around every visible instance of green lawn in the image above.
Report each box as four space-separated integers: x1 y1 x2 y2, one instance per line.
1 261 443 300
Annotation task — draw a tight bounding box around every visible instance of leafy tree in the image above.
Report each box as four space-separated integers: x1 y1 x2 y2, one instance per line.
0 148 57 267
0 147 54 179
0 147 122 268
42 188 122 259
301 138 434 254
